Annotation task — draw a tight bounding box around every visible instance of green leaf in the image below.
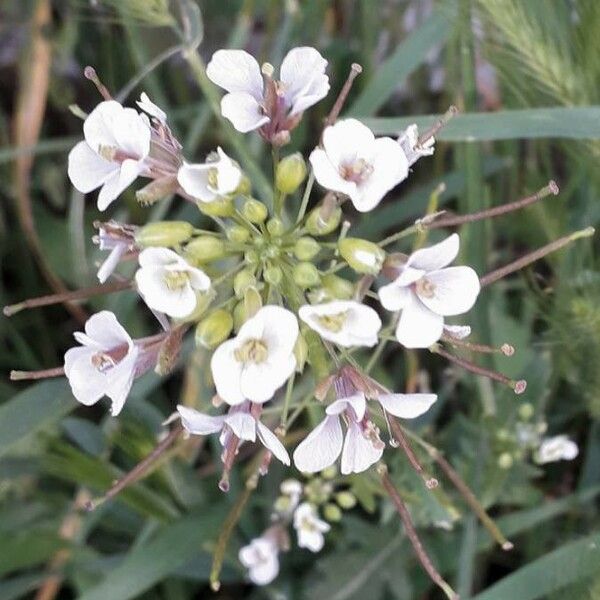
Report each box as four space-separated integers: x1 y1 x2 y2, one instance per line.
362 107 600 140
348 6 456 116
0 532 68 577
472 532 600 600
77 509 228 600
0 379 76 458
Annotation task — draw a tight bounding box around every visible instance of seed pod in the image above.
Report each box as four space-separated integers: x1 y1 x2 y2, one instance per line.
293 236 320 261
197 197 235 217
266 218 285 237
339 238 385 274
226 225 250 244
275 152 307 194
185 236 227 263
135 221 195 248
233 269 257 297
195 309 234 349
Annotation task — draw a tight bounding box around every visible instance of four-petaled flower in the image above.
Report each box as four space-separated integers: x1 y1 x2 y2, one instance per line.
299 300 381 347
135 248 211 318
378 234 480 348
534 435 579 464
309 119 409 212
68 100 151 210
177 147 241 203
94 222 137 283
211 305 298 405
206 47 329 142
63 311 139 416
293 502 330 552
238 535 280 586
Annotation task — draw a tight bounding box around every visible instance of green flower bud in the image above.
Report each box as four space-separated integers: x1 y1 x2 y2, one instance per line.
275 152 307 194
264 265 283 286
226 225 250 244
242 199 268 223
197 197 235 217
339 238 385 274
335 491 357 509
322 273 354 299
244 249 260 264
321 465 338 480
185 236 227 263
518 403 535 421
305 205 342 236
323 503 342 522
293 236 320 261
497 452 514 470
233 269 257 297
273 495 292 514
195 309 233 349
233 301 246 332
135 221 194 248
266 218 285 237
294 334 308 372
244 286 262 319
293 262 321 289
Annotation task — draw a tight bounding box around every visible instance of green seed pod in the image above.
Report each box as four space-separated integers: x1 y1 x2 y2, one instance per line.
226 225 250 244
185 236 227 263
321 273 354 299
293 333 308 372
242 199 268 223
323 503 342 522
293 236 320 261
335 491 357 509
233 269 257 297
293 262 321 289
135 221 195 248
275 152 307 194
264 264 283 286
339 238 385 274
195 309 233 349
305 205 342 236
266 218 285 237
197 197 235 217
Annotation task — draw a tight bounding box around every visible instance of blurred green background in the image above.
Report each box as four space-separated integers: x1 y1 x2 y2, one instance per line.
1 0 600 598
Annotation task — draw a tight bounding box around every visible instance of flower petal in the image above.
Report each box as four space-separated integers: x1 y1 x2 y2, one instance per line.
97 159 144 211
340 421 383 475
309 148 355 196
67 141 116 194
408 234 459 272
293 415 343 473
378 282 413 312
136 92 167 123
395 296 444 348
418 266 480 316
443 324 472 339
177 162 216 202
326 393 366 421
257 421 290 465
240 354 295 403
206 50 264 99
135 266 198 318
82 310 133 349
377 393 437 419
177 405 226 435
211 339 246 405
225 412 257 441
255 305 299 358
221 92 270 133
322 119 375 167
105 348 139 416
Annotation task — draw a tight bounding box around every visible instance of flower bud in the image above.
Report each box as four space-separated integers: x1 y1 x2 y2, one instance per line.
335 491 357 509
242 199 268 223
323 503 342 522
244 286 262 319
266 218 285 237
293 262 321 289
233 269 257 297
321 465 337 480
518 402 534 421
233 301 245 332
244 249 260 264
185 236 227 263
293 236 320 261
136 175 178 206
197 197 235 217
275 152 307 194
339 238 385 274
294 334 308 372
135 221 195 248
321 273 354 299
264 265 283 286
236 174 251 196
226 225 250 244
497 452 514 470
195 309 233 349
305 205 342 236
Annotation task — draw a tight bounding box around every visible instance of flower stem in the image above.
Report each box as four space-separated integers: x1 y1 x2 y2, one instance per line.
10 366 65 380
280 372 296 430
296 172 315 224
323 63 363 130
378 464 459 600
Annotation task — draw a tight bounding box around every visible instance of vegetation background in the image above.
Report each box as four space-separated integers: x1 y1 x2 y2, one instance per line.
1 0 599 598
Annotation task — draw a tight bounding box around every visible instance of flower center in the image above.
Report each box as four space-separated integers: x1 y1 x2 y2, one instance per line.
363 420 385 450
415 277 436 298
315 311 348 333
207 167 219 190
339 158 373 184
91 352 116 372
163 270 190 291
234 339 269 364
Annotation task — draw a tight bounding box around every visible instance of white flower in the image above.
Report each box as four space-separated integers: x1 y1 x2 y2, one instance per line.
136 92 167 124
94 224 136 283
298 300 381 347
309 119 409 212
68 100 151 210
535 435 579 464
177 403 290 465
398 124 435 166
293 502 330 552
293 391 436 475
211 305 298 405
63 311 138 416
177 147 241 202
206 47 329 134
238 536 279 586
135 248 211 318
280 479 303 511
378 234 480 348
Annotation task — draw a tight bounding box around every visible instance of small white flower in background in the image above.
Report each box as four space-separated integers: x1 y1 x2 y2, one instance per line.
177 403 290 465
68 100 151 210
177 147 241 202
135 248 211 319
63 311 139 416
238 536 280 586
280 479 303 509
299 300 381 347
309 119 409 213
378 233 480 348
534 435 579 464
211 305 298 405
136 92 167 124
293 502 330 552
206 46 329 136
397 124 435 167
